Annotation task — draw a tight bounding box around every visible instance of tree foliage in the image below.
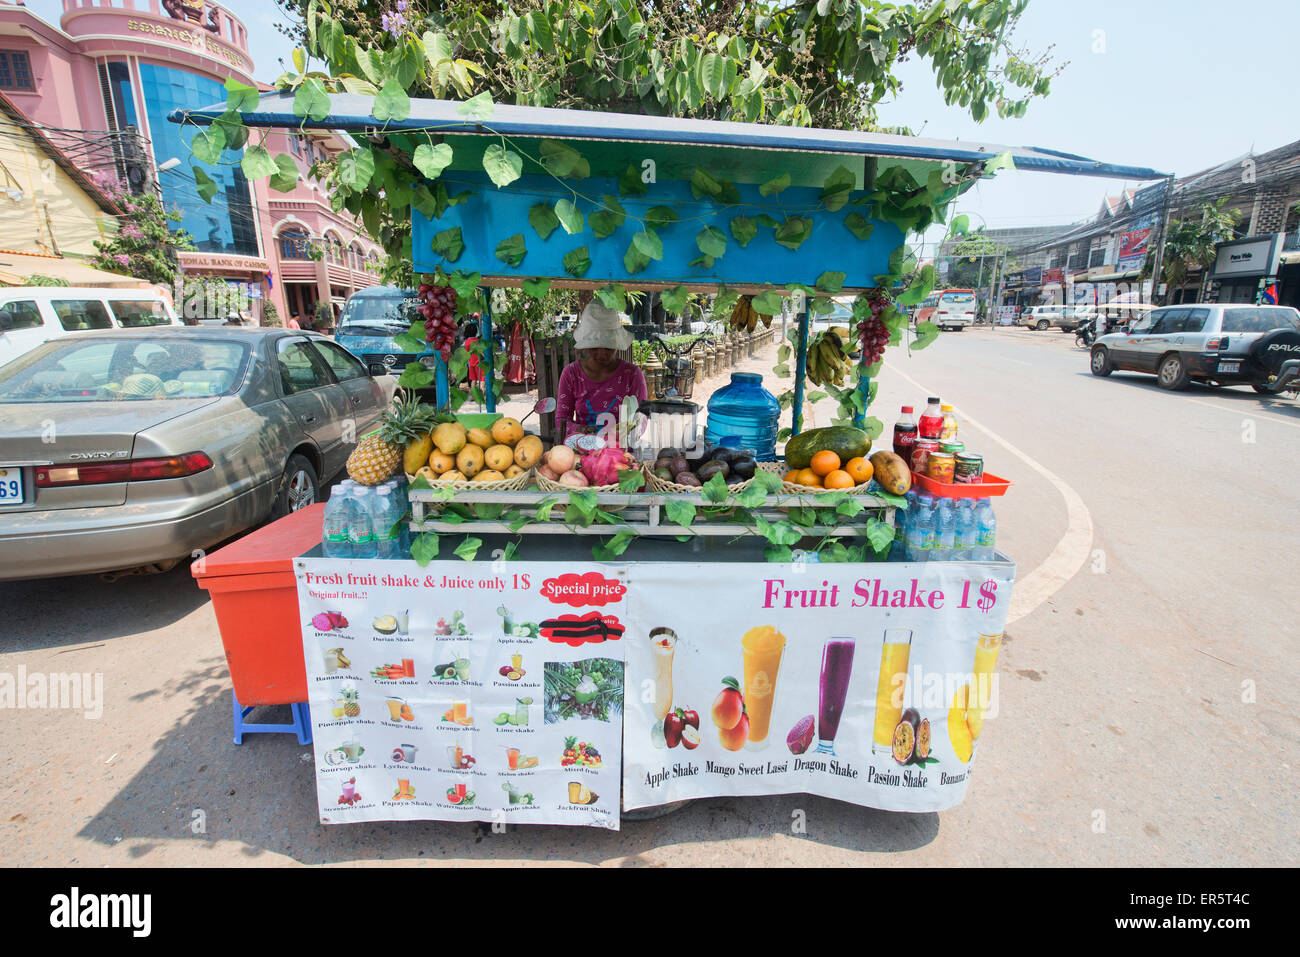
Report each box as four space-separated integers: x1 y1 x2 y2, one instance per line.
1143 197 1240 295
252 0 1057 279
91 176 195 285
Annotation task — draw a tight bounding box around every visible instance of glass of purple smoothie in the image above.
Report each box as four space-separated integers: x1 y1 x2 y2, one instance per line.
815 638 855 755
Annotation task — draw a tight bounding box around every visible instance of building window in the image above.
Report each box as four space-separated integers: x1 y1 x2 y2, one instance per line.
279 230 314 261
0 51 34 91
137 62 258 257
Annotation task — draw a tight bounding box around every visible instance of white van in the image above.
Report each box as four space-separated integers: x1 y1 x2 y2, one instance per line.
0 287 182 368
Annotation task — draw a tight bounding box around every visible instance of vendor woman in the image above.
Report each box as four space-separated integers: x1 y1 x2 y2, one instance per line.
555 302 648 440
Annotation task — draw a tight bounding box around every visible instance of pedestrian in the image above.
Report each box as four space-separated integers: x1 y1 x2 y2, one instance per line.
287 312 301 330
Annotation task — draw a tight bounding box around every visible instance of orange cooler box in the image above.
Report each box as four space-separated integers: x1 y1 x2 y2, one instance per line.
193 504 324 706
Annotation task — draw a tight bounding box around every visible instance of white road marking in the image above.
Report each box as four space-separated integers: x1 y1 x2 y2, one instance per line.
891 367 1094 624
1174 394 1300 430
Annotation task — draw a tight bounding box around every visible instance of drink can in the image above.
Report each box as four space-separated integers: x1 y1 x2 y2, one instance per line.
939 441 964 456
927 451 956 483
910 438 939 474
954 453 984 484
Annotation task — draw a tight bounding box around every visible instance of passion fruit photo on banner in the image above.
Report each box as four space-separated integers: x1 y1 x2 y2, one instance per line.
621 560 1015 813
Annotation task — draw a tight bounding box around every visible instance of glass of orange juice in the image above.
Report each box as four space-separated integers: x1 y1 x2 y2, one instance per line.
453 700 468 723
741 625 786 750
969 632 1002 741
871 628 912 754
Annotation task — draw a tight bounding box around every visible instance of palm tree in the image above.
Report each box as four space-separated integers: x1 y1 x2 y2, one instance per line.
1144 198 1240 301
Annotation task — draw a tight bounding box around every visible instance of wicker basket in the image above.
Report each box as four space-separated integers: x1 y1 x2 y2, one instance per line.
533 466 648 509
405 468 534 494
755 461 875 495
644 468 753 495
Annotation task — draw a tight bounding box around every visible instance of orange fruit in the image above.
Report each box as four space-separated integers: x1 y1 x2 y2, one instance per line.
810 450 841 477
824 469 855 490
844 456 873 485
795 468 822 488
783 470 801 483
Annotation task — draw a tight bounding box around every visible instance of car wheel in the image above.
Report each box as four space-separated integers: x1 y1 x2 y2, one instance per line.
1090 346 1113 377
1157 354 1190 391
1251 383 1273 395
271 453 319 522
1036 319 1049 330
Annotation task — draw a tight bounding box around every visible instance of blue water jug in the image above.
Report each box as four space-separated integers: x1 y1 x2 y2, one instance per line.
704 373 780 461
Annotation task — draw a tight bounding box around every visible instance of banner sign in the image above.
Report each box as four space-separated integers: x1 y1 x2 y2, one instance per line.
1118 214 1156 272
296 559 626 828
1041 267 1065 285
622 561 1015 813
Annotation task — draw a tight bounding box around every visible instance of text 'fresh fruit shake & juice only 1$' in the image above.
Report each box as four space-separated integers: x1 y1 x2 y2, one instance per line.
742 626 786 750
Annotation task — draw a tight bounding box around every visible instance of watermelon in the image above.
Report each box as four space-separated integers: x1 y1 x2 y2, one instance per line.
783 426 871 470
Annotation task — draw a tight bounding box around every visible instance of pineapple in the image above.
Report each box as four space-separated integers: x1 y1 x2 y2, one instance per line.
346 390 440 485
342 688 360 718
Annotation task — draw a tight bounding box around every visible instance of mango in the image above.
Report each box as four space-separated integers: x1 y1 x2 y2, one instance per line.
869 450 911 495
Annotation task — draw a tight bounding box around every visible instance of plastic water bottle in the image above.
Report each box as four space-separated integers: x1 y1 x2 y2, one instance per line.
973 498 998 561
322 490 353 558
704 373 781 461
347 488 377 559
934 498 956 560
906 494 934 562
953 499 976 562
370 483 402 560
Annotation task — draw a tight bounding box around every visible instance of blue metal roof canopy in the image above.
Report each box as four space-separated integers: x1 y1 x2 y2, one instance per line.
172 92 1168 181
170 93 1168 420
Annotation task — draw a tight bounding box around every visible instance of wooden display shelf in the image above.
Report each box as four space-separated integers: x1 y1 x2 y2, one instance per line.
408 488 895 539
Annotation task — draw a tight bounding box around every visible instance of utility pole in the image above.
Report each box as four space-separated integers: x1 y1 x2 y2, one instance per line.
1145 174 1176 305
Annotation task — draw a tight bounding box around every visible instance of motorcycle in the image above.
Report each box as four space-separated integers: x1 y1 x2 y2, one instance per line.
1074 323 1096 349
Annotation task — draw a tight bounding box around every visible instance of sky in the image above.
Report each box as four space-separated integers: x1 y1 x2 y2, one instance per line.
26 0 1300 258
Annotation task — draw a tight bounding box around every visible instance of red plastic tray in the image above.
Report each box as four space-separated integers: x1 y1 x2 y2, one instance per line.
909 470 1011 499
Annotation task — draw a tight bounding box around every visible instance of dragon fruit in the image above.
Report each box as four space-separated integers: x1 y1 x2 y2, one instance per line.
311 611 349 631
580 446 636 486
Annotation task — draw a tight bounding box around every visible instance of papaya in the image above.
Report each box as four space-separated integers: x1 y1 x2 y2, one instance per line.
869 450 911 495
783 426 871 470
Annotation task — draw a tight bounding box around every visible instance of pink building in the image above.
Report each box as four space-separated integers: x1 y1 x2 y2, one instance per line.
0 0 384 322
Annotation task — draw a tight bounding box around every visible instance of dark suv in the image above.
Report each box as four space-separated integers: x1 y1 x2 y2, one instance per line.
1089 304 1300 393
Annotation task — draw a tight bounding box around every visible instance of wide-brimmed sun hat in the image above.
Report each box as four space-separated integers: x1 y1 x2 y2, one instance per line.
573 301 632 351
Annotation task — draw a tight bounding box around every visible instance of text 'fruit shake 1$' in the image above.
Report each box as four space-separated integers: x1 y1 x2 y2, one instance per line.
741 625 786 750
871 629 912 754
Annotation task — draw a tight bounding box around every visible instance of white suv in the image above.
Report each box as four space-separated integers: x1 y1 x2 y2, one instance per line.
0 287 181 368
1089 303 1300 392
1019 304 1094 331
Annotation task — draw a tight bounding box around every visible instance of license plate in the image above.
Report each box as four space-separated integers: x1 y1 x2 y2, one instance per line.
0 468 24 506
1217 361 1240 374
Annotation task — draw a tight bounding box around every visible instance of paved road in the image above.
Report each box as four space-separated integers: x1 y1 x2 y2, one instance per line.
2 326 1296 866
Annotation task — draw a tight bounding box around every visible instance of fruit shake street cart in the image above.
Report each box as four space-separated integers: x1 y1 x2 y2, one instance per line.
177 93 1164 827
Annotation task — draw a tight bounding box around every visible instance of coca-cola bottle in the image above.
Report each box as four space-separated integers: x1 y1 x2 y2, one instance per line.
893 406 918 458
918 396 944 440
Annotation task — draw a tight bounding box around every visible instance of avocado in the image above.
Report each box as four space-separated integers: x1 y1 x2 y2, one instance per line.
697 460 730 482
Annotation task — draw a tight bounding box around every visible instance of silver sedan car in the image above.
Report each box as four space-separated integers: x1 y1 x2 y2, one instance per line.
0 327 387 581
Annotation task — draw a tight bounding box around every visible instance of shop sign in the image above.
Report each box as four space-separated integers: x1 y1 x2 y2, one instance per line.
1210 233 1284 279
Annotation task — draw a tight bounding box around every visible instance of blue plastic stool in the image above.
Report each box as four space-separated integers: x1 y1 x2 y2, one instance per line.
231 691 313 745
